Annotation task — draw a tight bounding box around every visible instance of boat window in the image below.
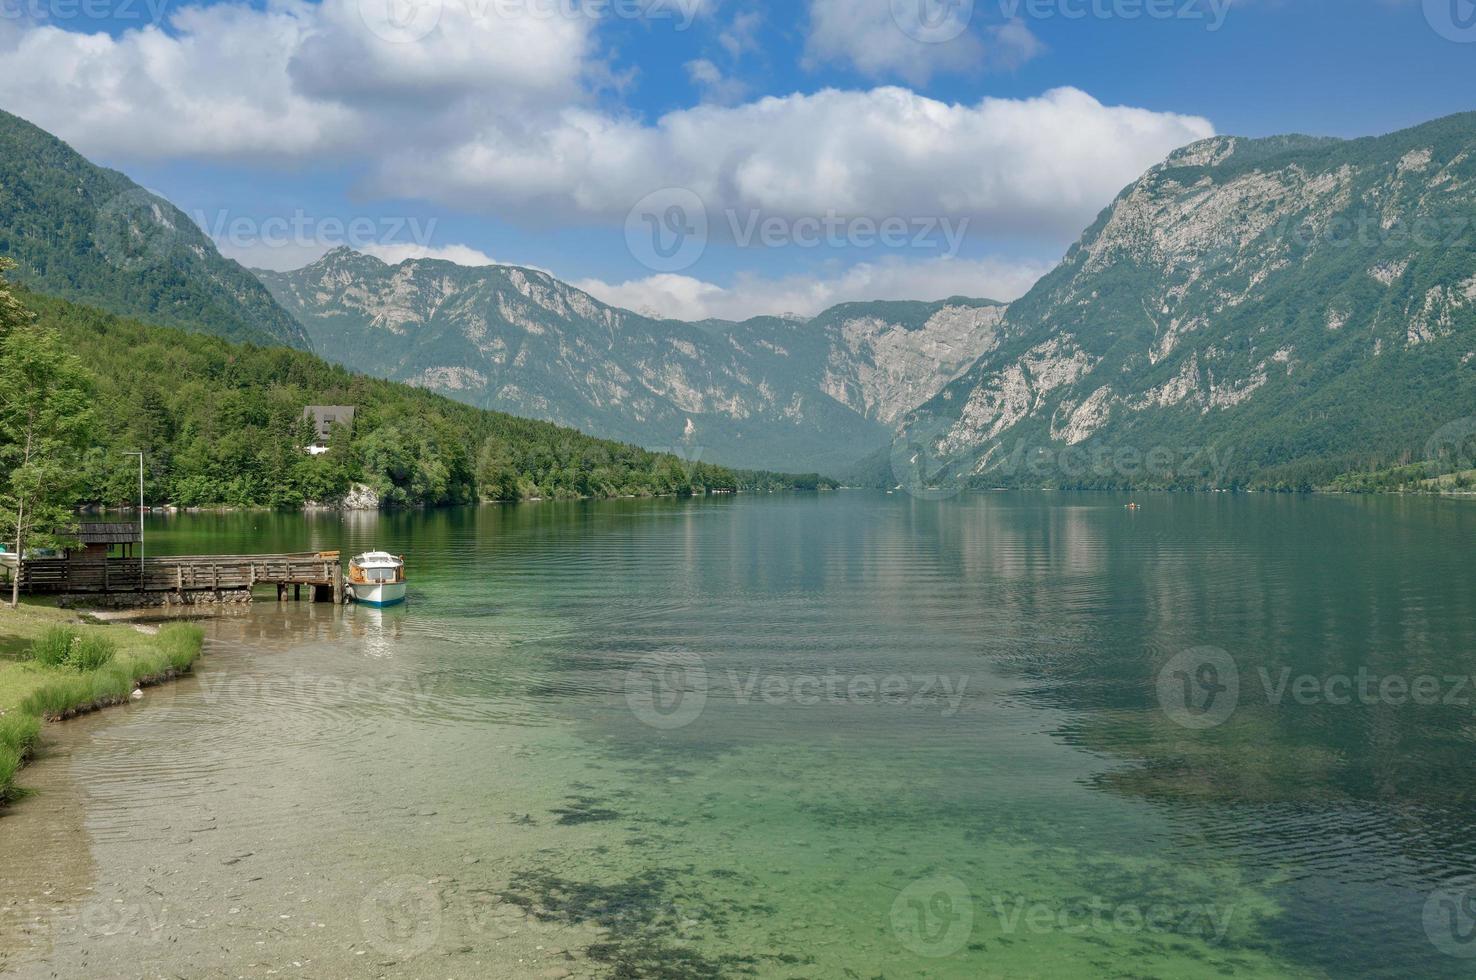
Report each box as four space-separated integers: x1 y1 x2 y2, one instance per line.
364 567 397 582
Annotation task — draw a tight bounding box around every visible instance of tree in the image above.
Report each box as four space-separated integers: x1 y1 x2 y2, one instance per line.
0 259 32 342
0 315 93 608
475 437 521 501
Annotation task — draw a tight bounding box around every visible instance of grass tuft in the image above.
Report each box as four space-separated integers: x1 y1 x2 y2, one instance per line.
30 626 78 667
157 623 206 672
67 633 116 671
1 609 206 804
0 747 17 800
0 711 40 754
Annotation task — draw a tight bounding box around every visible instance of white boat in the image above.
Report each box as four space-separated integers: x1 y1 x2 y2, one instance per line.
346 552 407 607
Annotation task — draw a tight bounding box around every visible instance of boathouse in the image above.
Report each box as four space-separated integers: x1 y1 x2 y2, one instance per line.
68 522 141 561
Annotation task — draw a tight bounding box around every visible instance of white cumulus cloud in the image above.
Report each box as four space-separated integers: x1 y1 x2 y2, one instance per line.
381 86 1213 241
576 254 1057 321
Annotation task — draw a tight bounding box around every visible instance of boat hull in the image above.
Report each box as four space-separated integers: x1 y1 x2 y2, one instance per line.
349 582 407 607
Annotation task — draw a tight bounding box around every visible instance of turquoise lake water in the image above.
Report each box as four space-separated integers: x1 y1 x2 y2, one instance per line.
5 491 1476 977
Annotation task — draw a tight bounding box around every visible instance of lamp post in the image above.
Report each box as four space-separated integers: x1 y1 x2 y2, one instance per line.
123 452 143 584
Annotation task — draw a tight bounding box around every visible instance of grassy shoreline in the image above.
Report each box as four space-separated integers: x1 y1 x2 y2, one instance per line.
0 601 205 805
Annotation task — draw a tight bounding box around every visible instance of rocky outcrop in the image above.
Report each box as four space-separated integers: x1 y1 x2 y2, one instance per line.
258 250 1008 474
905 112 1476 488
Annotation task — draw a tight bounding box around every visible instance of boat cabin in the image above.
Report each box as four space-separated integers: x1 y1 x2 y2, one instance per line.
348 552 404 585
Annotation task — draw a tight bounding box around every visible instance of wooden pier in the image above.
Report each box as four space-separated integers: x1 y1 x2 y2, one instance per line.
16 552 343 603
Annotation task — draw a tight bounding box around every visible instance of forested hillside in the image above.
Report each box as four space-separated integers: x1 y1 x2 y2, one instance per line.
20 289 831 509
0 110 310 349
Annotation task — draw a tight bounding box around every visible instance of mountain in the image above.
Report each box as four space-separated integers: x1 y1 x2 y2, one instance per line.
17 287 831 509
257 247 1007 474
0 110 309 349
894 111 1476 491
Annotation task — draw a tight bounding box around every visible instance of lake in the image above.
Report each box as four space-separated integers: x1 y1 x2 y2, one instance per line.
4 491 1476 978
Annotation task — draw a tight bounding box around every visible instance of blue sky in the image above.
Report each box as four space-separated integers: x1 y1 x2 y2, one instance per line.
0 0 1470 319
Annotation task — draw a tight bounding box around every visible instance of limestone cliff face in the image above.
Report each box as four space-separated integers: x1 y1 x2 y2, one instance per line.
258 249 1008 474
820 303 1008 426
905 113 1476 488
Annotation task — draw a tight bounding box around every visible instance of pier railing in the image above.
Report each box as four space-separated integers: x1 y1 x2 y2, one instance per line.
18 552 342 600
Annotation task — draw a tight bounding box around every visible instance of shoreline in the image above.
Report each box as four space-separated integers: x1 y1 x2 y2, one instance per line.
0 603 205 807
64 485 1476 521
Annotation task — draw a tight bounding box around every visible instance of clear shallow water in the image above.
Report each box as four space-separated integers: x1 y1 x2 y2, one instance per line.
4 492 1476 977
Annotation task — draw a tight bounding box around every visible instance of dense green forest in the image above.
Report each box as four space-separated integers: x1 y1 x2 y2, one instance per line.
15 287 832 510
0 109 309 349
